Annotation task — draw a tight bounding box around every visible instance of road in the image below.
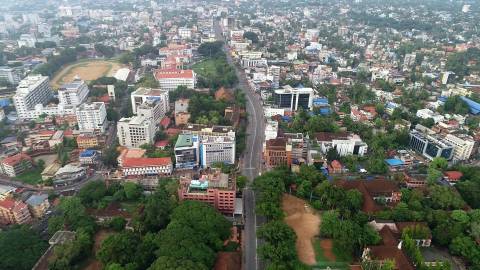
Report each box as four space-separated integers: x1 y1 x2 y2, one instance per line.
214 21 265 270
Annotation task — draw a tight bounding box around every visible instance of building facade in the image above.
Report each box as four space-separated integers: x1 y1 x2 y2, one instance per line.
154 69 196 91
0 66 23 85
13 75 53 120
273 86 314 111
122 157 173 176
199 134 236 168
409 130 454 160
58 78 89 106
76 102 107 133
131 87 169 120
444 134 475 161
0 198 32 225
117 116 155 147
1 153 32 177
174 134 200 169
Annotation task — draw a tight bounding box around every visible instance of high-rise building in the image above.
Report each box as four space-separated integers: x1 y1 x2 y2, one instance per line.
174 134 200 169
117 116 155 147
409 129 454 160
76 102 107 133
154 69 196 91
0 66 23 85
58 78 89 106
314 132 368 157
273 86 314 111
13 75 53 120
131 87 169 119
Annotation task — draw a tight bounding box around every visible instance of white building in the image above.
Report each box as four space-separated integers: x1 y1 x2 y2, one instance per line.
58 78 89 106
117 116 155 148
131 87 169 119
17 34 36 48
154 69 196 91
200 133 236 168
122 157 173 176
13 75 53 120
178 27 192 39
264 107 285 118
416 108 444 123
265 120 279 141
0 66 22 85
315 132 368 157
273 86 314 111
444 134 475 161
76 102 107 133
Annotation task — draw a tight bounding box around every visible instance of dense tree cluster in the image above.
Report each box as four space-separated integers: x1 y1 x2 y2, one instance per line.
0 227 48 270
34 48 78 77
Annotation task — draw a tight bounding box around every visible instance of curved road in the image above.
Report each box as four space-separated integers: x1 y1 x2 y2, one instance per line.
214 21 265 270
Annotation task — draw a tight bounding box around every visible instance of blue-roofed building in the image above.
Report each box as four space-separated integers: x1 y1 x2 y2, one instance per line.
460 96 480 114
25 193 50 218
385 158 405 172
0 99 10 108
79 149 100 165
313 97 331 115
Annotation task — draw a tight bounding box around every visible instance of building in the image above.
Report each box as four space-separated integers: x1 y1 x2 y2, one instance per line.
54 164 86 187
175 98 189 113
58 78 89 106
175 112 191 125
0 66 22 85
174 134 200 169
41 163 61 181
265 120 279 141
444 134 475 161
0 198 32 224
409 130 454 160
13 75 53 120
264 138 291 168
131 87 169 120
48 130 64 148
25 194 50 218
136 99 163 126
273 86 314 111
117 116 155 147
76 102 107 133
1 153 32 177
122 157 173 176
0 184 16 200
79 149 100 165
117 148 146 167
154 69 196 91
200 133 236 168
314 132 368 157
178 170 236 214
76 134 99 149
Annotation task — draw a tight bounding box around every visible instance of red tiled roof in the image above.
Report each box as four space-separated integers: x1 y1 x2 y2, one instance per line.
2 153 31 167
444 171 463 181
39 130 55 136
123 157 172 168
367 246 414 270
160 117 171 128
155 140 169 147
0 198 16 210
154 68 194 79
331 160 342 169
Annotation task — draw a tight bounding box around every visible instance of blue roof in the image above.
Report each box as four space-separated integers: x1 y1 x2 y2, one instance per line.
80 149 97 157
461 96 480 114
385 159 404 166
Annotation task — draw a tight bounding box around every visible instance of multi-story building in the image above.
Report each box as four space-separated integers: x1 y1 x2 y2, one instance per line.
13 75 53 120
314 132 368 157
178 27 192 39
54 164 86 187
265 120 279 141
136 99 163 126
122 157 173 176
25 194 50 218
58 78 89 106
76 134 99 149
117 116 155 147
0 66 23 85
154 69 196 91
178 170 236 214
0 198 32 224
273 85 314 111
174 134 200 169
79 149 100 165
1 153 32 177
76 102 107 133
264 138 291 168
444 134 475 161
199 133 236 168
131 87 169 119
409 129 454 160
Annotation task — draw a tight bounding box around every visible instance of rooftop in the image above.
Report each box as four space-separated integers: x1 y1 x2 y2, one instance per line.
175 134 197 148
123 157 172 167
154 68 195 79
25 194 48 206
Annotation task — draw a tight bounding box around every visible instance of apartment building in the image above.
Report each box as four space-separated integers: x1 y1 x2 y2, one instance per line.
122 157 173 176
409 129 454 160
154 69 196 91
0 66 22 85
444 134 475 161
131 87 169 120
314 132 368 157
117 116 155 147
174 134 200 169
273 85 314 111
1 153 32 177
25 194 50 218
0 198 32 225
178 170 236 214
76 102 107 133
58 78 89 106
13 75 53 120
264 138 291 168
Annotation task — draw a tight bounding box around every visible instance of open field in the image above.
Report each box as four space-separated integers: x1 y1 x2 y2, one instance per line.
282 194 321 265
50 60 124 89
15 168 43 184
192 59 219 77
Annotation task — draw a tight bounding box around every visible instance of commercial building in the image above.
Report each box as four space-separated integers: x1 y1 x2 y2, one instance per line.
1 153 32 177
76 102 107 133
13 75 53 120
174 134 200 169
122 157 173 176
0 198 32 225
25 194 50 218
444 134 475 161
79 149 100 165
200 133 236 168
314 132 368 157
154 68 196 91
409 129 454 160
54 164 86 187
0 66 22 85
76 134 99 149
131 87 169 120
58 78 89 106
178 170 236 214
264 138 291 168
273 86 314 111
136 99 163 126
117 116 155 147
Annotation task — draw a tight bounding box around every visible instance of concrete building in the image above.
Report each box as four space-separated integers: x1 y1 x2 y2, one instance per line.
264 138 291 168
409 130 454 160
1 153 32 177
136 99 163 126
174 134 200 169
178 170 236 214
200 133 236 168
76 134 99 149
13 75 53 120
122 157 173 176
0 66 22 85
265 120 279 141
444 134 475 161
76 102 107 133
79 149 100 165
154 69 196 91
0 198 31 225
54 164 86 187
117 116 155 147
58 78 89 106
25 194 50 218
273 86 314 111
131 87 169 120
314 132 368 157
0 185 16 200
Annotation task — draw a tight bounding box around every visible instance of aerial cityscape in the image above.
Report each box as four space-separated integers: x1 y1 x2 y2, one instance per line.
0 0 479 269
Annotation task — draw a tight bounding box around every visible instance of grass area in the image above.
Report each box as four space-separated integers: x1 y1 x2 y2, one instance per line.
332 243 353 263
192 59 218 77
15 168 43 185
312 239 351 270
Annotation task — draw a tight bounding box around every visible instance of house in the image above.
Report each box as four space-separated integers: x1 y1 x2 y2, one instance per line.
0 198 32 224
25 193 50 218
41 163 61 181
1 153 33 177
76 134 99 149
443 171 463 185
403 172 427 188
54 164 87 187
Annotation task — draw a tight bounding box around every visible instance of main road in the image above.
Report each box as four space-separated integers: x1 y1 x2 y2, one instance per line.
213 21 265 270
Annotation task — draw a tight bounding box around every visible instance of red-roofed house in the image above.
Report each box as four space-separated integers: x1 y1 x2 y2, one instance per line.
122 157 173 176
153 68 196 91
155 140 169 150
1 153 32 177
329 160 344 174
443 171 463 184
0 198 32 224
160 117 171 129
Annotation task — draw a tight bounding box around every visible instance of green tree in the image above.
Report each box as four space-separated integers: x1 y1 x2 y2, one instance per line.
257 221 298 268
0 227 48 270
148 256 208 270
97 231 141 266
123 182 143 200
429 185 465 210
133 188 175 233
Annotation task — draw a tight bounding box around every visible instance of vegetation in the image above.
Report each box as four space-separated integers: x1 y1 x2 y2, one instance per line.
0 226 48 270
34 48 78 77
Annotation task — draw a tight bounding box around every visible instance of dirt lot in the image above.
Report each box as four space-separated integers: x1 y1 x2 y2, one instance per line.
282 194 321 265
319 239 336 261
83 229 114 270
51 60 123 88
